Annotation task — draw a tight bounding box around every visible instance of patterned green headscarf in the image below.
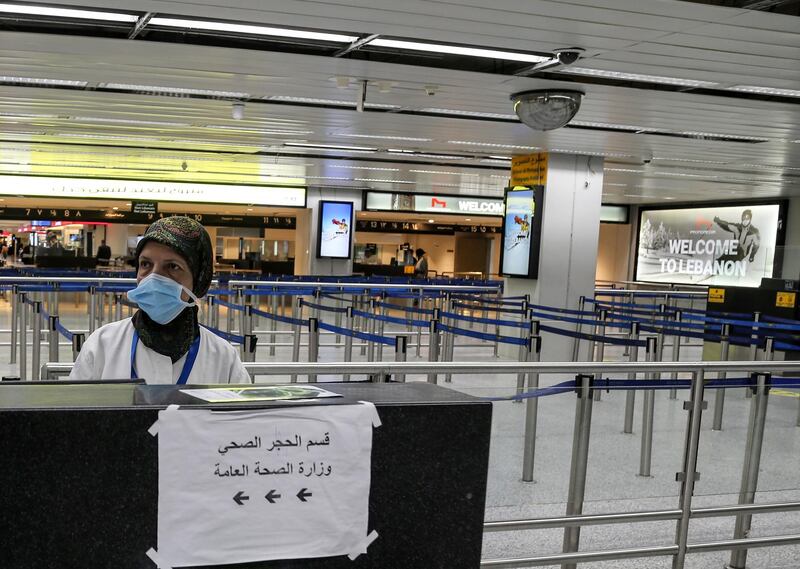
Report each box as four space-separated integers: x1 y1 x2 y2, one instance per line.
134 216 213 297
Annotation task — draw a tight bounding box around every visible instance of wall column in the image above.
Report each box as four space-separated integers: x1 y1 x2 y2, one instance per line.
504 153 604 361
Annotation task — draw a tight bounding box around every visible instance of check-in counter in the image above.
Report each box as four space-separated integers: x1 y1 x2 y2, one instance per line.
0 381 491 568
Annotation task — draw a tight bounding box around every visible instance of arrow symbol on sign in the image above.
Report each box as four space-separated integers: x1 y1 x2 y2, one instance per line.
233 491 249 506
265 490 281 504
296 488 312 502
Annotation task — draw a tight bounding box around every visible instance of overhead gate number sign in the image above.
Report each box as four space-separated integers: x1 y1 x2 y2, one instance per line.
149 403 380 567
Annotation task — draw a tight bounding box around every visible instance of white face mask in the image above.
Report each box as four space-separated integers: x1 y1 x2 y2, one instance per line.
127 273 201 324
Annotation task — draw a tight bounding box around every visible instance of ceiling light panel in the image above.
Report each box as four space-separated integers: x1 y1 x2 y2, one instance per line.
409 169 479 176
148 17 358 43
336 133 433 142
0 3 137 21
285 142 377 152
678 131 769 142
726 85 800 98
369 39 549 63
102 83 249 98
448 140 538 150
330 165 400 171
72 116 191 127
420 108 518 120
558 67 718 88
0 76 87 87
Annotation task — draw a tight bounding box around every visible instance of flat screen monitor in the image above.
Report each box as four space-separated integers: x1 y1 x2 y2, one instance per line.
635 202 786 288
499 185 544 278
317 201 354 259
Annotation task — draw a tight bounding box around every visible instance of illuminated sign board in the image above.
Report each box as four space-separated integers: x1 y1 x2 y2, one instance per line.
635 202 785 288
317 201 354 259
0 175 306 207
499 186 544 279
364 191 503 216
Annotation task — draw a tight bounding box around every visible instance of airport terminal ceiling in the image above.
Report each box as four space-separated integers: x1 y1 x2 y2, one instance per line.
0 0 797 207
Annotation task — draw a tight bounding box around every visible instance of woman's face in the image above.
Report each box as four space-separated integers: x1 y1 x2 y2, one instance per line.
137 241 194 301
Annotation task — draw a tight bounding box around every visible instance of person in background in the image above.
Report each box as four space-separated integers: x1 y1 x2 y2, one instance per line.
96 239 112 265
414 248 428 278
70 216 250 384
713 209 760 264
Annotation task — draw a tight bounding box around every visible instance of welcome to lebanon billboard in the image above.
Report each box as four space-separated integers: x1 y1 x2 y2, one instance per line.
635 203 784 288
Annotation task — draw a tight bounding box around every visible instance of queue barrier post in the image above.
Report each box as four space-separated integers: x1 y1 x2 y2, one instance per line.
712 323 732 431
72 333 85 361
240 306 254 360
290 297 302 383
592 309 607 402
307 317 319 383
427 319 440 384
98 290 106 327
31 301 42 380
9 285 17 364
19 293 27 381
521 334 542 482
334 295 343 344
669 310 683 400
365 299 376 362
394 335 408 383
416 296 423 357
111 293 120 322
377 294 388 361
572 295 586 362
225 291 235 334
359 295 368 357
639 336 658 477
672 369 707 569
48 315 59 363
623 322 640 434
343 307 354 382
746 312 761 399
517 320 539 397
727 370 771 569
561 373 595 569
242 334 258 363
88 286 97 334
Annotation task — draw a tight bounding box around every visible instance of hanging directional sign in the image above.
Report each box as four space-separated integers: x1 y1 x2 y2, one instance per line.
150 402 381 567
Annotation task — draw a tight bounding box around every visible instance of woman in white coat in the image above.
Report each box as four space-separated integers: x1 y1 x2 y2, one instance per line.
70 216 250 384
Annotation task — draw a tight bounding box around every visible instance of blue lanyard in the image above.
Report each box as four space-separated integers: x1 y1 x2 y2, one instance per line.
130 331 201 385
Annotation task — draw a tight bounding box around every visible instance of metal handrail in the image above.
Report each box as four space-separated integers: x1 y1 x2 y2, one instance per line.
40 359 800 380
594 288 708 298
227 279 501 292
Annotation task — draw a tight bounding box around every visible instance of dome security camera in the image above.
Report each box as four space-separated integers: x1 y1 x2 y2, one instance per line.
231 101 245 120
181 161 188 171
553 47 584 66
511 89 583 131
642 152 653 165
424 85 438 96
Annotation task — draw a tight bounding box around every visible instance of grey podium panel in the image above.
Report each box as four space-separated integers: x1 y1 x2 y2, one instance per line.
0 382 492 568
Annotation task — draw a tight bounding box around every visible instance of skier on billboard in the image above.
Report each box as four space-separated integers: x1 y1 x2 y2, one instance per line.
713 209 760 263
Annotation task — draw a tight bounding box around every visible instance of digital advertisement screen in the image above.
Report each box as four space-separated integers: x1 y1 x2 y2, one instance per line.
499 186 543 278
317 201 354 259
636 203 784 288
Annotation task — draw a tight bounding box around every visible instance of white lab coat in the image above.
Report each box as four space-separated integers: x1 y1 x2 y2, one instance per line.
69 318 251 384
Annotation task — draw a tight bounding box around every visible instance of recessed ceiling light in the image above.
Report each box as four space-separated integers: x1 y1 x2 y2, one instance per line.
420 108 518 120
369 38 549 63
354 178 415 184
0 112 59 119
569 120 658 133
0 76 87 87
428 219 435 223
102 83 249 98
337 133 432 142
678 131 769 142
148 17 358 43
726 85 800 98
246 207 253 211
409 169 479 176
465 218 471 221
0 3 137 21
653 157 727 165
285 142 377 152
558 67 718 88
207 125 314 135
125 203 131 206
448 140 538 150
605 168 645 173
72 116 191 127
550 148 633 158
112 207 119 211
330 165 400 172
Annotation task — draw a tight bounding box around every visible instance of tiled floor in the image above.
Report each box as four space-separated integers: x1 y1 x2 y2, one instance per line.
3 292 799 568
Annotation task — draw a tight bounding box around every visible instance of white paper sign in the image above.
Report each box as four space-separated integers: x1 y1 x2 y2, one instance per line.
152 403 380 567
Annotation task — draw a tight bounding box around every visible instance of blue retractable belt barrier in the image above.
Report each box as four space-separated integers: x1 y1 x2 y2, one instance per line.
483 380 577 401
300 299 348 314
437 322 528 346
317 321 396 346
441 309 528 329
538 323 647 347
531 310 632 331
375 300 434 316
215 298 246 312
451 300 527 315
204 326 245 344
351 309 428 328
249 306 308 327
